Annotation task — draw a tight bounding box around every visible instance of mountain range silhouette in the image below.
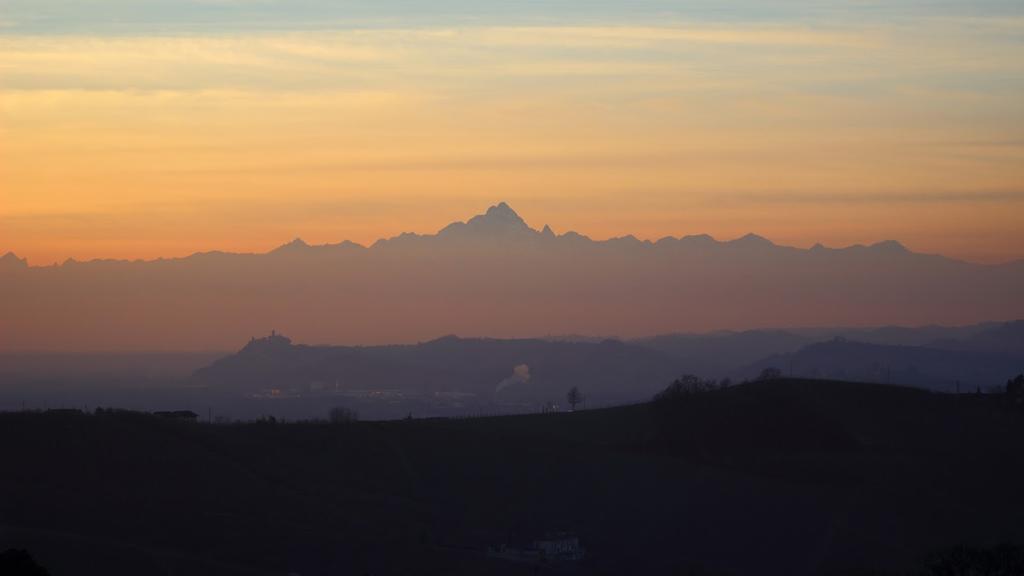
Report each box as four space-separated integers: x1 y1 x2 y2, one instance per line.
2 203 1022 351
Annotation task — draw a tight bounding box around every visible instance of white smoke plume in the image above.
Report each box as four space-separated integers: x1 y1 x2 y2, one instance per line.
495 364 530 394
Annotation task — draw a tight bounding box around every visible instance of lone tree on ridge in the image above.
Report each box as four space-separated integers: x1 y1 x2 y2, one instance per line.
567 386 583 411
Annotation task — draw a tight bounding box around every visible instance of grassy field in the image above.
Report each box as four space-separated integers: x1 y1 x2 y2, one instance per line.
2 378 1023 575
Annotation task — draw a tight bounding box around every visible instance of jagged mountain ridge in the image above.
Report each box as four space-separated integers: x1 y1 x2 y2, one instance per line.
2 203 1023 350
1 202 958 265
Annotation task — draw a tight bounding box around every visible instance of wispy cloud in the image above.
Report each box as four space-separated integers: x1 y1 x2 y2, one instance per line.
1 19 1019 97
708 189 1024 206
2 10 1023 264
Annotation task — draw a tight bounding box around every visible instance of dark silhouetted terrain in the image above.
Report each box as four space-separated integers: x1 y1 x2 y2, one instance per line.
744 339 1024 392
192 325 1024 405
4 322 1023 420
2 378 1023 575
192 333 682 406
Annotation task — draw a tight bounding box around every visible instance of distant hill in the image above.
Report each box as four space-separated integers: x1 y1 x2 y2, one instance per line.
4 323 1021 420
3 202 1022 350
632 329 813 376
630 324 1020 377
930 319 1024 355
744 338 1023 392
193 322 1024 408
193 333 683 405
787 322 1000 347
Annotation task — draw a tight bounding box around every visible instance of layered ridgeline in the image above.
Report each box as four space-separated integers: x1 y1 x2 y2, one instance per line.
3 203 1023 351
191 322 1024 406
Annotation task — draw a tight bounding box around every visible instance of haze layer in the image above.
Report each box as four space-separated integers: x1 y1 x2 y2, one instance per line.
2 204 1022 351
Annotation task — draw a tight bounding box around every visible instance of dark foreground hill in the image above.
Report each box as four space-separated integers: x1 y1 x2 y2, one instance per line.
2 379 1023 576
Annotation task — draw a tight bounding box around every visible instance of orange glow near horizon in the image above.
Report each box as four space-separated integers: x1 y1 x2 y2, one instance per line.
3 23 1024 265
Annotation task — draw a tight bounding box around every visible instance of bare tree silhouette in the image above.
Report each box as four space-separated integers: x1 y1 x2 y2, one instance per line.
567 386 583 411
329 406 359 424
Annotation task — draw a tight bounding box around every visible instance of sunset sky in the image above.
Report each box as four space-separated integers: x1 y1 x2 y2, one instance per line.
2 0 1023 265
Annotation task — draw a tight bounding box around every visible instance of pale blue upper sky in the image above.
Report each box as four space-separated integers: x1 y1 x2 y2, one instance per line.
4 0 1023 34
